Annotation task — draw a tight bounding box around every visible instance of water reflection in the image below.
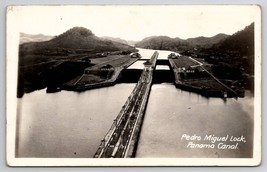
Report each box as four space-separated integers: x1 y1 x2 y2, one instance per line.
136 84 254 158
16 84 135 157
16 48 254 158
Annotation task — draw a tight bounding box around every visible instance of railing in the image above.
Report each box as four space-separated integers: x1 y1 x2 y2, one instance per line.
94 51 158 158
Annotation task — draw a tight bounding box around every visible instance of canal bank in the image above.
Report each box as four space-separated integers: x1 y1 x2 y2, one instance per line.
168 56 239 98
52 54 140 92
15 48 254 158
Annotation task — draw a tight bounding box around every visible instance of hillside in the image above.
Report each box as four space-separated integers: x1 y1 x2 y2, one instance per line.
135 36 190 51
135 34 229 51
214 23 254 56
20 27 136 56
135 23 254 91
199 23 255 90
101 37 139 47
186 33 229 48
17 27 137 97
101 36 128 45
127 40 138 46
20 33 55 44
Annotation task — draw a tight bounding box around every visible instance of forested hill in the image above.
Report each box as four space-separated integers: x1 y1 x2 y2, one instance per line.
135 34 229 51
20 27 136 55
213 22 254 56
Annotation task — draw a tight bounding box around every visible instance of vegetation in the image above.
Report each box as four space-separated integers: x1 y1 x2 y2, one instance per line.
139 22 254 96
181 23 255 92
18 27 137 97
135 36 190 51
19 33 55 44
135 33 229 51
20 27 136 56
17 23 255 97
186 34 228 48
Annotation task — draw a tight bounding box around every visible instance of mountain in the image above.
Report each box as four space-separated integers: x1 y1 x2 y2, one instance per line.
101 36 128 45
186 33 229 48
20 27 136 55
135 36 190 51
135 34 229 51
127 40 138 46
20 33 54 44
101 37 139 47
18 27 137 97
214 23 254 56
199 22 255 89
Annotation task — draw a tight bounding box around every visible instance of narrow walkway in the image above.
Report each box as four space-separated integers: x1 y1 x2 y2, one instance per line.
94 51 158 158
187 56 238 96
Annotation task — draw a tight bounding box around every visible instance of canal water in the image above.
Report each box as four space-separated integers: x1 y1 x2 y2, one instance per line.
135 85 254 158
16 48 254 158
16 84 135 157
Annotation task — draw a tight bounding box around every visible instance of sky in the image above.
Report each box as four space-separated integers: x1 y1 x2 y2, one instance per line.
8 5 259 41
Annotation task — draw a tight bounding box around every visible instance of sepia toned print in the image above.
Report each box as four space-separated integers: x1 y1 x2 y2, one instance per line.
6 5 261 166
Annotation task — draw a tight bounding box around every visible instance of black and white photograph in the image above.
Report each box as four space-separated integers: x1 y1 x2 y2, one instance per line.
6 5 261 166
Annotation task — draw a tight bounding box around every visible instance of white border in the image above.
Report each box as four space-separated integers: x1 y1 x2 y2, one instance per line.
6 5 262 166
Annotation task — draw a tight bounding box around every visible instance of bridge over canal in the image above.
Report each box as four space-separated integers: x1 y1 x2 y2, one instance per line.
94 51 158 158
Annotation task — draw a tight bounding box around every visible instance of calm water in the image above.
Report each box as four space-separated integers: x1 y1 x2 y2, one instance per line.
137 48 179 60
16 48 254 158
16 84 135 157
135 84 254 158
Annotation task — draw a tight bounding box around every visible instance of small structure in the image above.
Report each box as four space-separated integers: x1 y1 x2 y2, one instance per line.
96 52 110 57
185 66 195 73
168 53 177 59
130 52 141 58
143 60 152 67
100 64 114 71
84 64 114 74
121 50 131 55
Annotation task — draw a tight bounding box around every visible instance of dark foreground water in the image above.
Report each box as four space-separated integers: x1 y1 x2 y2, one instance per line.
16 84 135 157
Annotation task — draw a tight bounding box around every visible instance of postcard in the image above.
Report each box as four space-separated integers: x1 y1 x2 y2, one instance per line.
6 5 261 166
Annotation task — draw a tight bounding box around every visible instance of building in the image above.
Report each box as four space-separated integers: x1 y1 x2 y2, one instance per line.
143 61 152 67
84 64 114 74
130 52 141 58
100 64 114 71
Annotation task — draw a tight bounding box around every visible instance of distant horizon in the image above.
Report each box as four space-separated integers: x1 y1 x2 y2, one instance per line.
20 22 253 42
13 5 257 41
